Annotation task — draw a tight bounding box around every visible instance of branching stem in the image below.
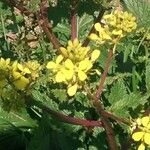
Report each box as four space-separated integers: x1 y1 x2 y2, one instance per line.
28 98 103 128
92 45 118 150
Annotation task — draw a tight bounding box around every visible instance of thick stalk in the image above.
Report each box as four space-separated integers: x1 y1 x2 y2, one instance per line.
92 45 118 150
27 98 103 128
71 0 78 41
39 0 61 50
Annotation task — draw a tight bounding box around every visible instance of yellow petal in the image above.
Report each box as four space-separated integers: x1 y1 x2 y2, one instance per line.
63 69 74 80
5 58 10 65
79 59 92 71
138 143 145 150
94 23 102 32
67 84 78 96
46 61 56 69
132 132 144 141
12 61 18 70
13 71 22 79
89 33 98 40
14 77 29 90
17 64 23 71
102 32 112 40
60 47 68 57
73 38 79 47
86 60 93 70
64 59 74 69
23 67 31 74
144 133 150 145
55 71 65 82
91 50 100 62
112 29 123 36
68 40 73 47
56 55 63 64
141 116 150 127
79 60 88 70
78 70 87 81
136 118 142 126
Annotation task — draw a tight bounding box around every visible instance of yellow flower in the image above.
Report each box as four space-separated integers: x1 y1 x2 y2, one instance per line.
132 116 150 150
25 61 41 80
13 76 30 90
90 10 137 44
46 55 64 70
0 58 10 70
60 39 90 62
89 23 111 44
0 58 11 78
47 39 101 96
11 61 31 90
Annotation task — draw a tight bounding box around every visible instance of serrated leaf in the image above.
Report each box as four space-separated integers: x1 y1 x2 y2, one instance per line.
51 89 67 102
31 90 59 110
108 92 150 117
93 127 105 138
78 13 94 41
0 108 36 127
108 80 127 104
27 115 83 150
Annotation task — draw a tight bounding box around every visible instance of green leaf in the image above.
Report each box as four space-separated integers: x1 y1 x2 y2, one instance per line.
0 108 36 128
78 13 94 41
27 115 83 150
31 90 59 110
108 80 128 104
108 92 150 117
0 108 35 150
51 89 67 102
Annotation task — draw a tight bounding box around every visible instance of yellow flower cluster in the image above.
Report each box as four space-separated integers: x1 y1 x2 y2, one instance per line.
90 10 137 44
46 39 100 96
132 116 150 150
0 58 41 91
12 61 40 90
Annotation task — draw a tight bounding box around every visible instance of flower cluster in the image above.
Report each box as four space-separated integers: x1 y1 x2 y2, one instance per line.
0 58 41 92
132 116 150 150
90 10 137 44
46 39 100 96
11 61 41 90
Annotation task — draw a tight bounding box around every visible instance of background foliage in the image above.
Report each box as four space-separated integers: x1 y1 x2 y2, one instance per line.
0 0 150 150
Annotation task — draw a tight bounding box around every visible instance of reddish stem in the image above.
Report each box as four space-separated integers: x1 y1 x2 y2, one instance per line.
95 48 113 101
39 0 61 50
28 98 103 128
93 100 118 150
42 105 103 127
71 0 78 41
92 48 118 150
